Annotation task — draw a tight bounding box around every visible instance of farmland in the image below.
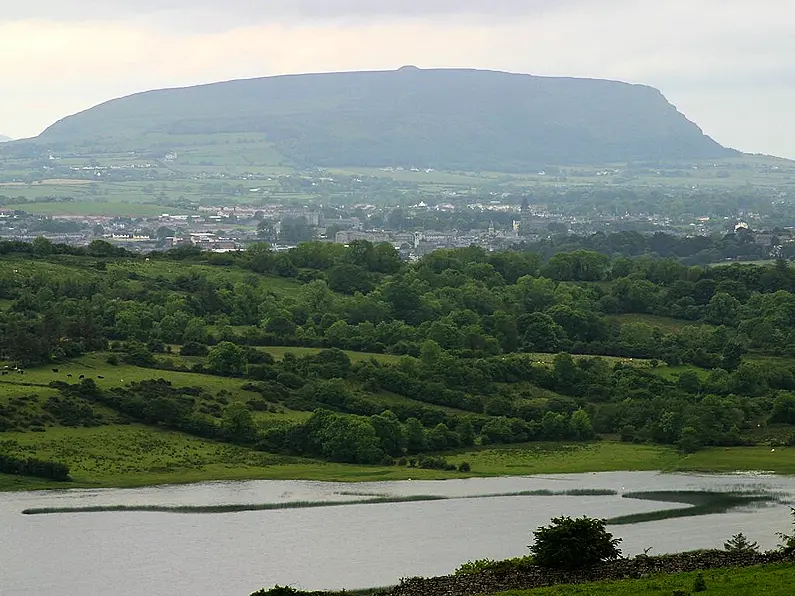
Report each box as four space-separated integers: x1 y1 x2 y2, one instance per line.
2 244 795 492
492 564 795 596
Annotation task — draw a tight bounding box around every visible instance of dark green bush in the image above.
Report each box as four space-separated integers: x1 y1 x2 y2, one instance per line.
529 516 621 569
250 586 306 596
454 555 535 576
693 572 707 592
180 342 209 357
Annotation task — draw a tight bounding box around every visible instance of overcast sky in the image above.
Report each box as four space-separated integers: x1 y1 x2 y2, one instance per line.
3 0 794 158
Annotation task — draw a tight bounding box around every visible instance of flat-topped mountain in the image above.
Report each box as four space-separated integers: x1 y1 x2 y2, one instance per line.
34 68 734 170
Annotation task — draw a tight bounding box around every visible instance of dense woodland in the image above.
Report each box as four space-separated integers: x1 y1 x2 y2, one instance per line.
2 236 795 470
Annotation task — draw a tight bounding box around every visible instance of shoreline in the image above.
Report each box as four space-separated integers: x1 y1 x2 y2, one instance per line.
2 441 794 493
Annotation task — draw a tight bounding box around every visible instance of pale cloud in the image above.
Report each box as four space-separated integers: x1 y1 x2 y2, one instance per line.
2 0 794 158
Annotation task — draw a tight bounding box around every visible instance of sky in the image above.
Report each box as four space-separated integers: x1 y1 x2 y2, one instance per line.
2 0 794 158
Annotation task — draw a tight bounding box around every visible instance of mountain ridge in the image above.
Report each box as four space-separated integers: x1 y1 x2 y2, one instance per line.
32 67 736 170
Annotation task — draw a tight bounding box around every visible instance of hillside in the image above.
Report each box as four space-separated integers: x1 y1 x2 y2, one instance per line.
3 241 795 491
31 67 733 170
0 135 11 143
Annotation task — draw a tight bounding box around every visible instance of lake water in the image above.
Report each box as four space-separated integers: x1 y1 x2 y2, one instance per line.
2 471 794 596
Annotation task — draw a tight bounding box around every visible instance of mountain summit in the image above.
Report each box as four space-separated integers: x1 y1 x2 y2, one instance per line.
37 67 733 169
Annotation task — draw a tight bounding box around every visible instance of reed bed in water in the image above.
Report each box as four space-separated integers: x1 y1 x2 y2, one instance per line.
22 488 618 515
607 490 778 525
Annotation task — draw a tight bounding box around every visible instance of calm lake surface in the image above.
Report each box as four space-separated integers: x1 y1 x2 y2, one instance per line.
2 471 794 596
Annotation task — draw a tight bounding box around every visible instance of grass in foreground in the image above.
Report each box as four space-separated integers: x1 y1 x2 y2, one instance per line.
491 563 795 596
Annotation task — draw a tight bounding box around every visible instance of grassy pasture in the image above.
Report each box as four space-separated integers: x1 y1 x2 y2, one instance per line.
445 442 679 476
258 346 404 364
522 352 654 367
3 433 795 491
1 201 193 216
325 564 795 596
492 564 795 596
678 445 795 475
609 313 711 333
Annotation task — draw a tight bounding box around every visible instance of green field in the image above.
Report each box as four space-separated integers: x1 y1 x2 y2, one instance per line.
609 314 711 333
1 201 193 217
259 346 405 364
4 422 795 492
492 564 795 596
3 349 795 491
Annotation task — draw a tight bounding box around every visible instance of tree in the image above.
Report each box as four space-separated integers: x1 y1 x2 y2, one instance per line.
264 313 296 339
677 371 702 394
32 236 54 256
529 516 621 569
676 426 702 454
569 409 594 440
207 341 246 376
221 403 258 444
405 417 427 453
481 417 515 444
705 292 741 326
771 393 795 425
457 418 476 446
426 422 460 451
723 532 759 553
305 410 384 464
250 586 302 596
519 313 567 353
371 410 406 456
327 263 374 294
419 339 443 368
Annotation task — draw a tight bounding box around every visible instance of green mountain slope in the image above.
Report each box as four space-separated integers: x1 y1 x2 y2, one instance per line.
36 67 733 170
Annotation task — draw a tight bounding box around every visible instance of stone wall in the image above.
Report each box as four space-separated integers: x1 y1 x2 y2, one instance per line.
386 551 792 596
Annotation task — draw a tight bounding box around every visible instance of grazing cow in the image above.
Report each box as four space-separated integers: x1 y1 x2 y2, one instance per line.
97 375 105 379
67 374 72 378
79 375 85 380
52 368 59 373
1 371 7 376
18 370 24 375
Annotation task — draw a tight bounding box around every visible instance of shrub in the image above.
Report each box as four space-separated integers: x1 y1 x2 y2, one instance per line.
181 342 209 357
778 507 795 555
454 558 497 576
723 532 759 553
529 516 621 569
454 555 535 576
417 455 454 470
458 461 471 473
693 572 707 592
250 586 306 596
